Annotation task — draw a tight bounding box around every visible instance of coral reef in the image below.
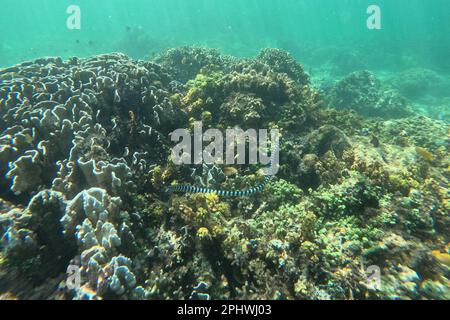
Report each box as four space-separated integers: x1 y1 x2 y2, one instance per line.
387 68 448 100
256 48 309 86
324 70 413 119
0 47 448 300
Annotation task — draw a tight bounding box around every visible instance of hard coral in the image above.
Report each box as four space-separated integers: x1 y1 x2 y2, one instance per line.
0 47 448 300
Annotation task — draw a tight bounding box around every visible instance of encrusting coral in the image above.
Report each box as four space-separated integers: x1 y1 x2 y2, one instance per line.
0 47 448 300
324 70 414 119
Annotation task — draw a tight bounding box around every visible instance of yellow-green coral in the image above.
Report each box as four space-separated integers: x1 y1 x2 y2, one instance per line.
170 193 230 238
151 165 174 190
388 172 420 194
197 227 211 241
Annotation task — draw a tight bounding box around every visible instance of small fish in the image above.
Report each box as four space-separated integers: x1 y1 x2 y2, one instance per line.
432 250 450 267
223 167 238 177
416 147 434 161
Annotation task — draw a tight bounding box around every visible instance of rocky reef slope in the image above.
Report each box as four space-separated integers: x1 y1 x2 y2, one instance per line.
0 47 448 300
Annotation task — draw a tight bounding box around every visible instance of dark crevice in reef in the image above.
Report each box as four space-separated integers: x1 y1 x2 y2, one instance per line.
0 187 28 206
201 239 240 299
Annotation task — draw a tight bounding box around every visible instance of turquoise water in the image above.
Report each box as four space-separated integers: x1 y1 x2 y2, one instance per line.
1 0 450 71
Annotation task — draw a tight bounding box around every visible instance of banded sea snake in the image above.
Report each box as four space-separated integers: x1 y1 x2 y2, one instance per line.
168 140 280 197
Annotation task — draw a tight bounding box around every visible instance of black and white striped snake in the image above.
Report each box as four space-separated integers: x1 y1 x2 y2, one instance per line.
168 140 279 197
